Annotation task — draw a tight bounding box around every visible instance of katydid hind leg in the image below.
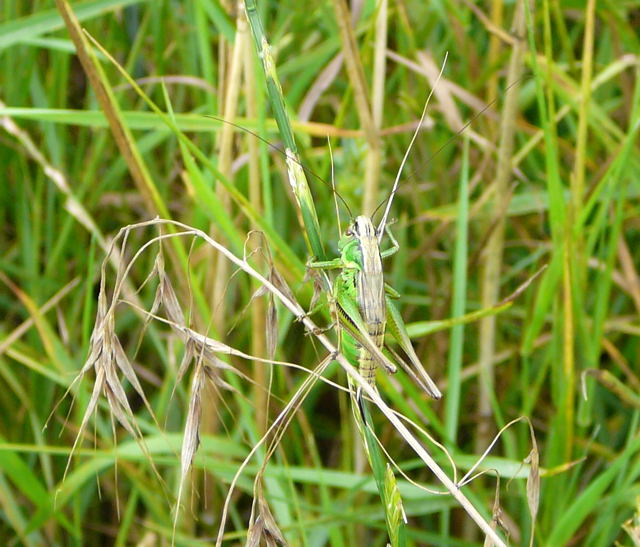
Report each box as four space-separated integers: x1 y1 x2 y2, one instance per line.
386 296 442 399
335 283 398 377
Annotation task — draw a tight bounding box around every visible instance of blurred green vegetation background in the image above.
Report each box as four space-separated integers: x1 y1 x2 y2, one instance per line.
1 0 640 545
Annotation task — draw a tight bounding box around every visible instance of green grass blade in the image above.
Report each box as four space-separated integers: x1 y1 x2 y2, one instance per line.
244 0 326 261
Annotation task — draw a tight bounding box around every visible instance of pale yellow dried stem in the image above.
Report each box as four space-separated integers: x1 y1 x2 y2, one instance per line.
212 3 248 333
487 0 505 107
477 0 526 449
331 0 380 215
368 0 387 214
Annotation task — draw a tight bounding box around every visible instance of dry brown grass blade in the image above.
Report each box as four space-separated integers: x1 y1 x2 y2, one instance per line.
242 30 270 433
212 3 249 334
483 477 504 547
498 265 548 306
298 54 344 122
0 272 64 368
525 420 540 547
246 482 287 547
416 51 464 131
0 97 129 279
298 2 364 121
174 361 205 513
617 235 640 314
582 369 640 409
477 0 526 450
601 337 640 391
330 0 373 135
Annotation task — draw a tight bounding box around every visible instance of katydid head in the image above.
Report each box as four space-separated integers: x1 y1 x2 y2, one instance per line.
340 216 377 245
338 216 379 267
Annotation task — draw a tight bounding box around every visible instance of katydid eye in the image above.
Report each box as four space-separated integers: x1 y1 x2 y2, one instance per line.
346 228 353 236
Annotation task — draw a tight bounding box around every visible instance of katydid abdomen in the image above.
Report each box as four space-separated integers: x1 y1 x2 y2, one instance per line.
335 216 386 388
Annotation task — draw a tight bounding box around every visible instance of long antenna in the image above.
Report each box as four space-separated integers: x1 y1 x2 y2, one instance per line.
371 74 529 225
203 114 353 219
327 137 343 237
376 52 449 242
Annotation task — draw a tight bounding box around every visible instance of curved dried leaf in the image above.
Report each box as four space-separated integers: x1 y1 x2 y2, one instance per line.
247 484 287 547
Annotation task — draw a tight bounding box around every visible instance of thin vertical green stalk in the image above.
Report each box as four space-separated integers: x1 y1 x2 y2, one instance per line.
477 0 526 449
550 0 575 72
521 0 566 356
444 135 469 443
566 0 596 433
193 0 218 116
244 0 326 261
561 225 575 459
441 135 469 542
